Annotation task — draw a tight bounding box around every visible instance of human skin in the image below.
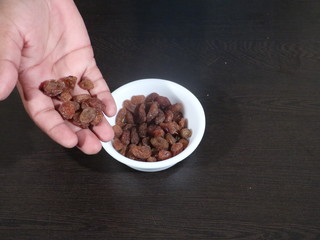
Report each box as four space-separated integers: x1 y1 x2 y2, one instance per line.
0 0 116 154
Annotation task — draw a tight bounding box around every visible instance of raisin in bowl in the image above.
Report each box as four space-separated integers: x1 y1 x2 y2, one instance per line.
101 79 206 172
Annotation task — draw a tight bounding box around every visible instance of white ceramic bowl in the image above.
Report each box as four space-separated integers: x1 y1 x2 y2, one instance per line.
101 79 206 172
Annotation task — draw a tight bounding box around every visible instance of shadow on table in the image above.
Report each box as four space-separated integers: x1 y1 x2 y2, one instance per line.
66 148 123 173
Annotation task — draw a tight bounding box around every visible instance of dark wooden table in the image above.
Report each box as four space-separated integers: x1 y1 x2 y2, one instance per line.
1 0 320 239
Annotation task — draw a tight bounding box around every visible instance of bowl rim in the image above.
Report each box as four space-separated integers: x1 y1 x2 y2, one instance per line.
101 78 206 170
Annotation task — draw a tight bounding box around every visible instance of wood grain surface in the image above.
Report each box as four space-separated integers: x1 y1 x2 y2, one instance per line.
1 0 320 239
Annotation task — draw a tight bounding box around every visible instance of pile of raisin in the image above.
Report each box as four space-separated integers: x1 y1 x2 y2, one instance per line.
40 76 105 128
112 93 192 162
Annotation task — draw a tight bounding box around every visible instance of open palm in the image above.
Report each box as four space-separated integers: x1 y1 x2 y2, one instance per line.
0 0 116 154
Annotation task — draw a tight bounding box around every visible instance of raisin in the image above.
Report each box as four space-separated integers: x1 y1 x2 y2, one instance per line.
146 102 159 123
165 133 176 145
141 137 150 146
179 138 189 149
116 108 127 127
131 95 146 105
153 127 165 137
169 103 183 113
126 144 136 160
78 77 94 90
155 95 171 109
58 91 72 102
179 118 188 129
146 156 157 162
91 110 104 126
79 107 96 124
160 122 180 135
131 145 152 160
71 101 80 111
164 110 174 123
126 110 135 124
158 150 172 160
130 127 140 145
113 125 123 138
147 124 157 136
171 142 184 156
84 97 105 112
145 92 159 103
42 79 66 97
60 76 77 90
121 130 130 145
173 111 183 122
58 101 76 119
180 128 192 139
72 112 89 129
72 94 91 103
112 138 124 151
123 100 137 112
119 145 127 156
150 136 169 150
154 109 165 124
138 123 148 138
135 103 146 124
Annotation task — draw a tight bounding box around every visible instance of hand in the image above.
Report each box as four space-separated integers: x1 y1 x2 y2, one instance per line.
0 0 116 154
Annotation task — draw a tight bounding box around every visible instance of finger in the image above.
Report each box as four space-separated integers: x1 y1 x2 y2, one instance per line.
91 116 114 142
75 128 102 154
16 82 78 149
0 22 23 100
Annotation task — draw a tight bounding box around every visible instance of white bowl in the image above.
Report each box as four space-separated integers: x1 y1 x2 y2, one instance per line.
101 79 206 172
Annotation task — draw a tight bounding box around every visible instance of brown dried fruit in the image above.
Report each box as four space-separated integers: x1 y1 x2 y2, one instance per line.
146 156 157 162
61 76 77 90
116 108 127 127
138 123 148 138
78 77 94 90
160 122 180 135
180 128 192 139
158 150 172 160
113 125 123 138
130 127 140 145
131 95 146 105
58 101 76 119
42 79 66 97
153 127 165 137
135 103 146 124
165 133 176 145
58 91 72 102
150 136 169 150
84 97 105 112
112 138 124 151
155 95 171 109
79 107 96 124
72 112 89 129
121 130 130 145
72 94 91 103
91 110 104 126
164 110 174 123
154 109 165 124
123 100 137 112
179 138 189 149
131 145 152 159
145 92 159 103
146 102 159 122
171 142 184 156
126 110 135 124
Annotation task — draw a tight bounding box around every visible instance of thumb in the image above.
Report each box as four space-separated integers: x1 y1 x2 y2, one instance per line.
0 23 22 101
